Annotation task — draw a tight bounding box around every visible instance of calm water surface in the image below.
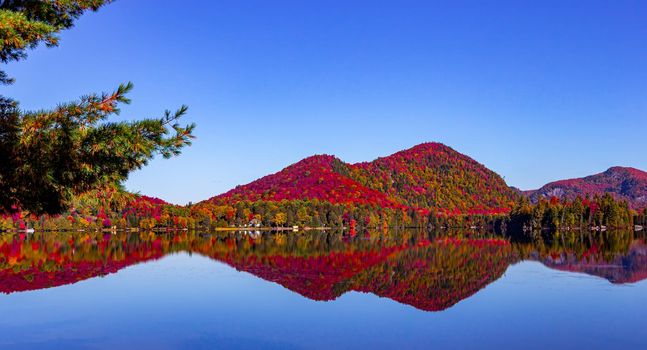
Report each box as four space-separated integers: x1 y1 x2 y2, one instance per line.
1 230 646 349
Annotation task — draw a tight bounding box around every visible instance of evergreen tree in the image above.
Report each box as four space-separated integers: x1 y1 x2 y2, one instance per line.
1 1 195 214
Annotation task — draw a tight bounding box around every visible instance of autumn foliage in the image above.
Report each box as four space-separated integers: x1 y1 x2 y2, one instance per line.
527 166 647 210
206 142 517 226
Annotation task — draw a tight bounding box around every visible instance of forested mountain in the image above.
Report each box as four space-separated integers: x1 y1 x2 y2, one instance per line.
210 142 517 215
527 167 647 210
3 144 646 231
215 155 402 209
345 143 516 214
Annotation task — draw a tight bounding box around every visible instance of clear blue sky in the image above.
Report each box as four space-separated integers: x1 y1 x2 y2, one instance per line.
4 0 647 204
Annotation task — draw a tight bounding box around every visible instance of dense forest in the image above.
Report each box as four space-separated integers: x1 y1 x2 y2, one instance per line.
508 193 644 232
0 189 508 232
1 140 645 232
527 166 647 210
342 143 517 214
2 186 644 233
212 143 517 216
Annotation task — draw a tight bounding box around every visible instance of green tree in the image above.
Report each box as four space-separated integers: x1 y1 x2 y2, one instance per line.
1 1 195 214
296 206 311 226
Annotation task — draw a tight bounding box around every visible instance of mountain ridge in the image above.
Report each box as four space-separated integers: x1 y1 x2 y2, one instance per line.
208 142 517 215
526 166 647 209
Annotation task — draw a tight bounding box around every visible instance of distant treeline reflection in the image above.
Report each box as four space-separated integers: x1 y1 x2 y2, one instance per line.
1 229 645 310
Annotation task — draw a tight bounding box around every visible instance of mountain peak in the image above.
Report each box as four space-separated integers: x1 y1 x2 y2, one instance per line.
208 142 516 214
358 142 454 165
604 166 647 179
294 154 338 165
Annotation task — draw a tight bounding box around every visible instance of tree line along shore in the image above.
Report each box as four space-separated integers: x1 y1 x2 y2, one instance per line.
2 189 645 236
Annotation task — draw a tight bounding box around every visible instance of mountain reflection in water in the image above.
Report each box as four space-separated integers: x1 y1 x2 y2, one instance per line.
1 230 644 312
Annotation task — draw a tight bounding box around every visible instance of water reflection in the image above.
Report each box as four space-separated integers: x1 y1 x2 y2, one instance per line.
513 231 647 284
1 230 645 311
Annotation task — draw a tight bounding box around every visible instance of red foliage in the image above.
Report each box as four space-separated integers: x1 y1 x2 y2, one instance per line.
122 195 167 220
213 155 404 209
528 166 647 210
209 143 518 214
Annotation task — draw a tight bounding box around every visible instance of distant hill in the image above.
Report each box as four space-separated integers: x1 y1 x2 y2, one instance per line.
210 142 517 215
527 166 647 209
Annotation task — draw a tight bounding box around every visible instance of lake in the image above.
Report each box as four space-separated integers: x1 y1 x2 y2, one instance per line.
1 230 646 349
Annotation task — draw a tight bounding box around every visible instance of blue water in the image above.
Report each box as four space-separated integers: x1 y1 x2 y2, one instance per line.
0 231 645 349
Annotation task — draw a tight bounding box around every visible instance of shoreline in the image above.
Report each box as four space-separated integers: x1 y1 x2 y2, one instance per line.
0 225 642 234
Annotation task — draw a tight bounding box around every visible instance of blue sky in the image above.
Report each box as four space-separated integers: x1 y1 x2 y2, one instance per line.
4 0 647 204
